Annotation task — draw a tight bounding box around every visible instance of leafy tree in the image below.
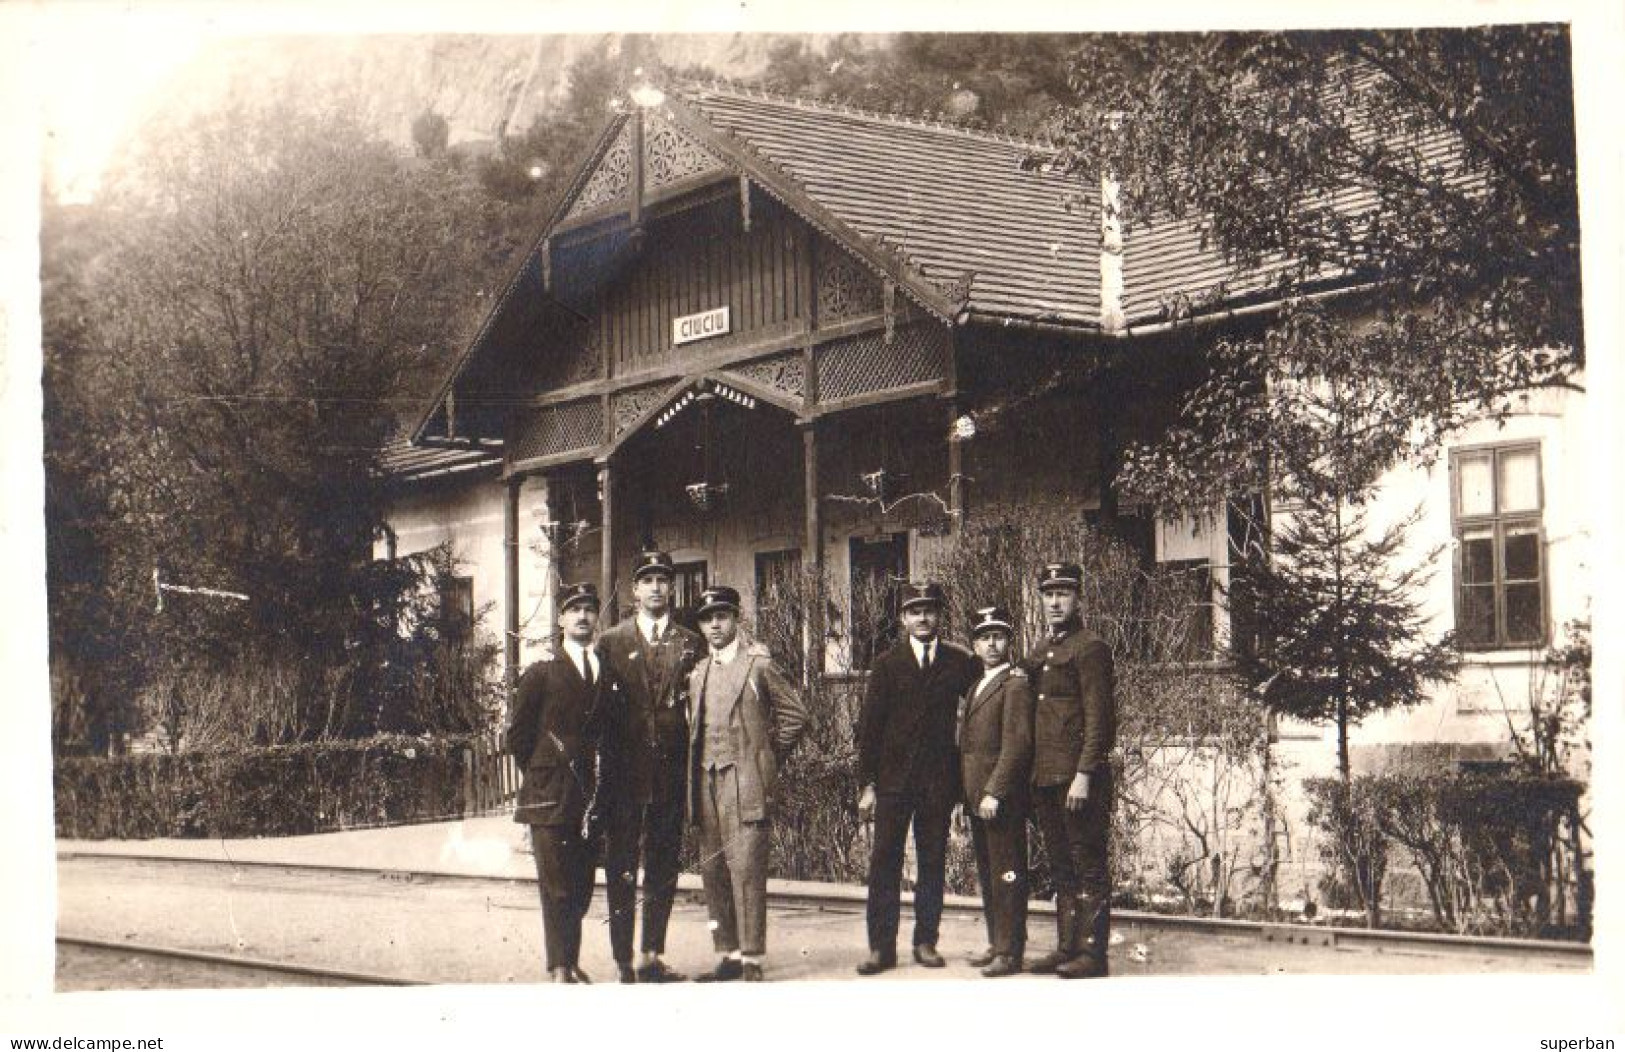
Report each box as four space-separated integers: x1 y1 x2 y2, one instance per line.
43 99 495 750
1049 27 1581 511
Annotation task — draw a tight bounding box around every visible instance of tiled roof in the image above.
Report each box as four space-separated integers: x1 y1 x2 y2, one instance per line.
681 86 1103 329
381 436 501 482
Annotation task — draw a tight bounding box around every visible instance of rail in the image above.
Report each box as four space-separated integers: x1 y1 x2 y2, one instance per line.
57 934 430 986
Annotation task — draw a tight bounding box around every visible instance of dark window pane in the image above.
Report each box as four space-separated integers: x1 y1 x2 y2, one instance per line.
1506 583 1544 643
1460 585 1495 646
1461 533 1495 585
1503 527 1541 581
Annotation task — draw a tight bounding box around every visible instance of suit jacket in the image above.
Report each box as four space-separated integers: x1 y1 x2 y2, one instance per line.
857 637 980 797
1026 620 1116 786
685 641 809 824
597 617 703 806
504 648 603 827
958 664 1035 810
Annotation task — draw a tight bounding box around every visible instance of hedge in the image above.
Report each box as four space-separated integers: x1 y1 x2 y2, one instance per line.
54 734 481 839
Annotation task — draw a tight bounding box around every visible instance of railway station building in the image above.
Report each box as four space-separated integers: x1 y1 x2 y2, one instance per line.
386 83 1589 836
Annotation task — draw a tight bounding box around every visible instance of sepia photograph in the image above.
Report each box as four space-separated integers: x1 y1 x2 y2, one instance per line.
4 1 1621 1047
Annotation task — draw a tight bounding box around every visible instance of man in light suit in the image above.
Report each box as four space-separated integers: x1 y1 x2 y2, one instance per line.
959 604 1034 978
504 582 606 984
597 550 703 983
854 581 981 975
685 585 808 982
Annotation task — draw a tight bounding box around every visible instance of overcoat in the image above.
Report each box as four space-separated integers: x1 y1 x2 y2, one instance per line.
857 639 980 797
684 641 809 823
957 665 1035 810
597 618 702 806
504 649 603 828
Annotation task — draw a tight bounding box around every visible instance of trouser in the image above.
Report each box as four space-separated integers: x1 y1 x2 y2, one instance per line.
603 789 685 962
971 808 1029 958
866 787 954 952
696 764 770 956
1032 770 1113 960
529 823 596 971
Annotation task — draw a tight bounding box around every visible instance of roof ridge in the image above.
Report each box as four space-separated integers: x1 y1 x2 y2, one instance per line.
674 77 1059 154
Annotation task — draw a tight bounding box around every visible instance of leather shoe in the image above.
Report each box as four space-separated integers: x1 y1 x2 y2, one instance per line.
1026 947 1073 974
1056 954 1108 979
855 950 896 976
967 946 998 968
912 944 946 968
635 959 688 983
550 967 576 984
742 962 764 982
695 958 744 983
569 966 592 985
616 963 637 984
980 954 1022 978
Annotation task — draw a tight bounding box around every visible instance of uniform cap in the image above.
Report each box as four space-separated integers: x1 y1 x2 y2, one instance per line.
1037 562 1082 592
898 580 947 611
633 549 676 581
970 604 1015 637
695 585 742 618
557 581 600 612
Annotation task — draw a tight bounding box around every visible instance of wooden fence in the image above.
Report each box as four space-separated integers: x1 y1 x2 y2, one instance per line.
463 729 519 818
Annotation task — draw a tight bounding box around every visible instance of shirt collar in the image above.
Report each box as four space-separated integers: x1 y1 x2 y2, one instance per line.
710 638 741 666
637 612 669 642
909 635 936 662
977 661 1011 688
562 638 594 664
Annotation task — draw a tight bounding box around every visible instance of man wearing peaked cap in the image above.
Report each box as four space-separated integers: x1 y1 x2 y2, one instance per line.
959 605 1034 978
854 580 980 975
596 549 702 983
1026 560 1117 979
504 582 606 984
685 585 807 982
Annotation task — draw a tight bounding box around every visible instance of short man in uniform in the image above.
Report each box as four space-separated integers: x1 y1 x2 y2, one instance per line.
854 581 980 975
959 604 1034 978
597 550 702 983
1026 561 1117 979
504 582 606 984
685 586 808 982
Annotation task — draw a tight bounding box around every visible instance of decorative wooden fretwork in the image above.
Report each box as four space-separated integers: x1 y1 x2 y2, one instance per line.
723 352 806 402
816 250 884 322
643 113 727 192
816 323 950 403
555 333 602 389
509 398 602 462
564 120 635 221
611 383 671 437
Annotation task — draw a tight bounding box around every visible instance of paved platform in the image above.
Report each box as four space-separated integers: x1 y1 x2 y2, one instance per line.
55 819 1590 987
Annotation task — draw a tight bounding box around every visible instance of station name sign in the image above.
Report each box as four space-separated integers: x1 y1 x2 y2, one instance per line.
673 306 731 346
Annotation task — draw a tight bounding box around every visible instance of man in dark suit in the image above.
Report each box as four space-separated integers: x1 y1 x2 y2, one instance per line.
959 604 1034 978
504 582 606 984
854 581 980 975
1026 561 1117 979
596 549 702 983
685 586 808 982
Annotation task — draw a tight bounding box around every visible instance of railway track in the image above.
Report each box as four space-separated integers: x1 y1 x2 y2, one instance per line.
57 934 430 988
57 851 1592 970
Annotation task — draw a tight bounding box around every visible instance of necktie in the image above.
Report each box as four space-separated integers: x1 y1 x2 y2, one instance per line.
922 642 933 671
581 653 595 689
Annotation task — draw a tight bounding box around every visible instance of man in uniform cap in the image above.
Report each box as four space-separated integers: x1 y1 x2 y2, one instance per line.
1026 561 1117 978
854 581 980 975
597 549 703 982
959 604 1034 978
685 586 808 982
504 582 606 984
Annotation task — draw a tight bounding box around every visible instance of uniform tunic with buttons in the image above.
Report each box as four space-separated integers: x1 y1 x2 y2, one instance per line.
1030 622 1116 786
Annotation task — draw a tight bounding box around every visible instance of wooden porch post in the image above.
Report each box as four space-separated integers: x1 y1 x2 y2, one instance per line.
802 421 824 683
599 461 617 625
504 475 521 690
947 399 967 534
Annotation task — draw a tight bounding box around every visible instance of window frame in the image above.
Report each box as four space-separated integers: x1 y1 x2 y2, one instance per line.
1448 440 1549 652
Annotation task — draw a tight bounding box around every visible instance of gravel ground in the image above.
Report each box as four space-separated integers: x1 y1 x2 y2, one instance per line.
56 856 1588 990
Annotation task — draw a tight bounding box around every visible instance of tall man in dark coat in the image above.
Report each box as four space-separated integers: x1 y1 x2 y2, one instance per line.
854 581 980 975
959 604 1034 978
504 582 606 984
1026 562 1117 979
597 550 703 983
